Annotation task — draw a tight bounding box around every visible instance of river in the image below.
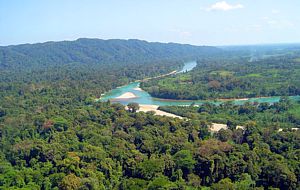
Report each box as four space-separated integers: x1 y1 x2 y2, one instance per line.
100 61 300 106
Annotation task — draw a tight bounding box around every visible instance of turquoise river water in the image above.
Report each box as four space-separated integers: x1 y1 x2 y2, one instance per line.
100 61 300 106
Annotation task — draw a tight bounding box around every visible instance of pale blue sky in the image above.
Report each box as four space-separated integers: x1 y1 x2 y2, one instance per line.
0 0 299 46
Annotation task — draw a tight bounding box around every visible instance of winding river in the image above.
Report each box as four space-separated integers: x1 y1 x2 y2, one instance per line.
100 61 300 106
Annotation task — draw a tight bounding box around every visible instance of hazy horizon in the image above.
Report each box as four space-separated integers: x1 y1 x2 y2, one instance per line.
1 0 300 46
1 37 300 48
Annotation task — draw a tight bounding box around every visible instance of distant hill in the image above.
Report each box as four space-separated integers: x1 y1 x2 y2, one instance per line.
0 38 221 70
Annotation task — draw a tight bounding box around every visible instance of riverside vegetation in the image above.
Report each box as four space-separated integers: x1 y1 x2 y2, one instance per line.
0 40 299 189
141 46 300 100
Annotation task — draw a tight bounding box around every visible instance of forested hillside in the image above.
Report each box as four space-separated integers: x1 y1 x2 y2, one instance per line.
0 38 220 70
141 46 300 100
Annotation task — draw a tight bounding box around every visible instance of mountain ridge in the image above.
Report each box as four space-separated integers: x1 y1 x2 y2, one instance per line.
0 38 221 70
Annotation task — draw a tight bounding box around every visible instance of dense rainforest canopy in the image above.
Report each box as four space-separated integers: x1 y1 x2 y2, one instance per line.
0 40 299 189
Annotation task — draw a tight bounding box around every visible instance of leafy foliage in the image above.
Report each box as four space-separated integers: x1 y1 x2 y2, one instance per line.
0 41 299 189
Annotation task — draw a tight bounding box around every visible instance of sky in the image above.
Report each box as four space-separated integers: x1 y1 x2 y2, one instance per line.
0 0 300 46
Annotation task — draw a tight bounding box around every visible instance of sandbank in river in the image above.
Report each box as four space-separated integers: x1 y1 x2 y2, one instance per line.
115 92 137 99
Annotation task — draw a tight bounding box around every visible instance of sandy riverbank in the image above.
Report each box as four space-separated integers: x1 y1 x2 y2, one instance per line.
209 123 245 132
210 123 227 132
137 108 245 132
217 98 249 101
115 92 137 99
137 104 182 118
133 87 143 91
137 107 242 131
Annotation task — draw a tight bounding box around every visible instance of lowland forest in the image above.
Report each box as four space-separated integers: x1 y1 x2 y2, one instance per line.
0 39 299 190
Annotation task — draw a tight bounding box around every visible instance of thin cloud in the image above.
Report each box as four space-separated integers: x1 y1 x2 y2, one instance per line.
169 29 192 39
271 9 280 14
262 16 295 28
206 1 244 11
